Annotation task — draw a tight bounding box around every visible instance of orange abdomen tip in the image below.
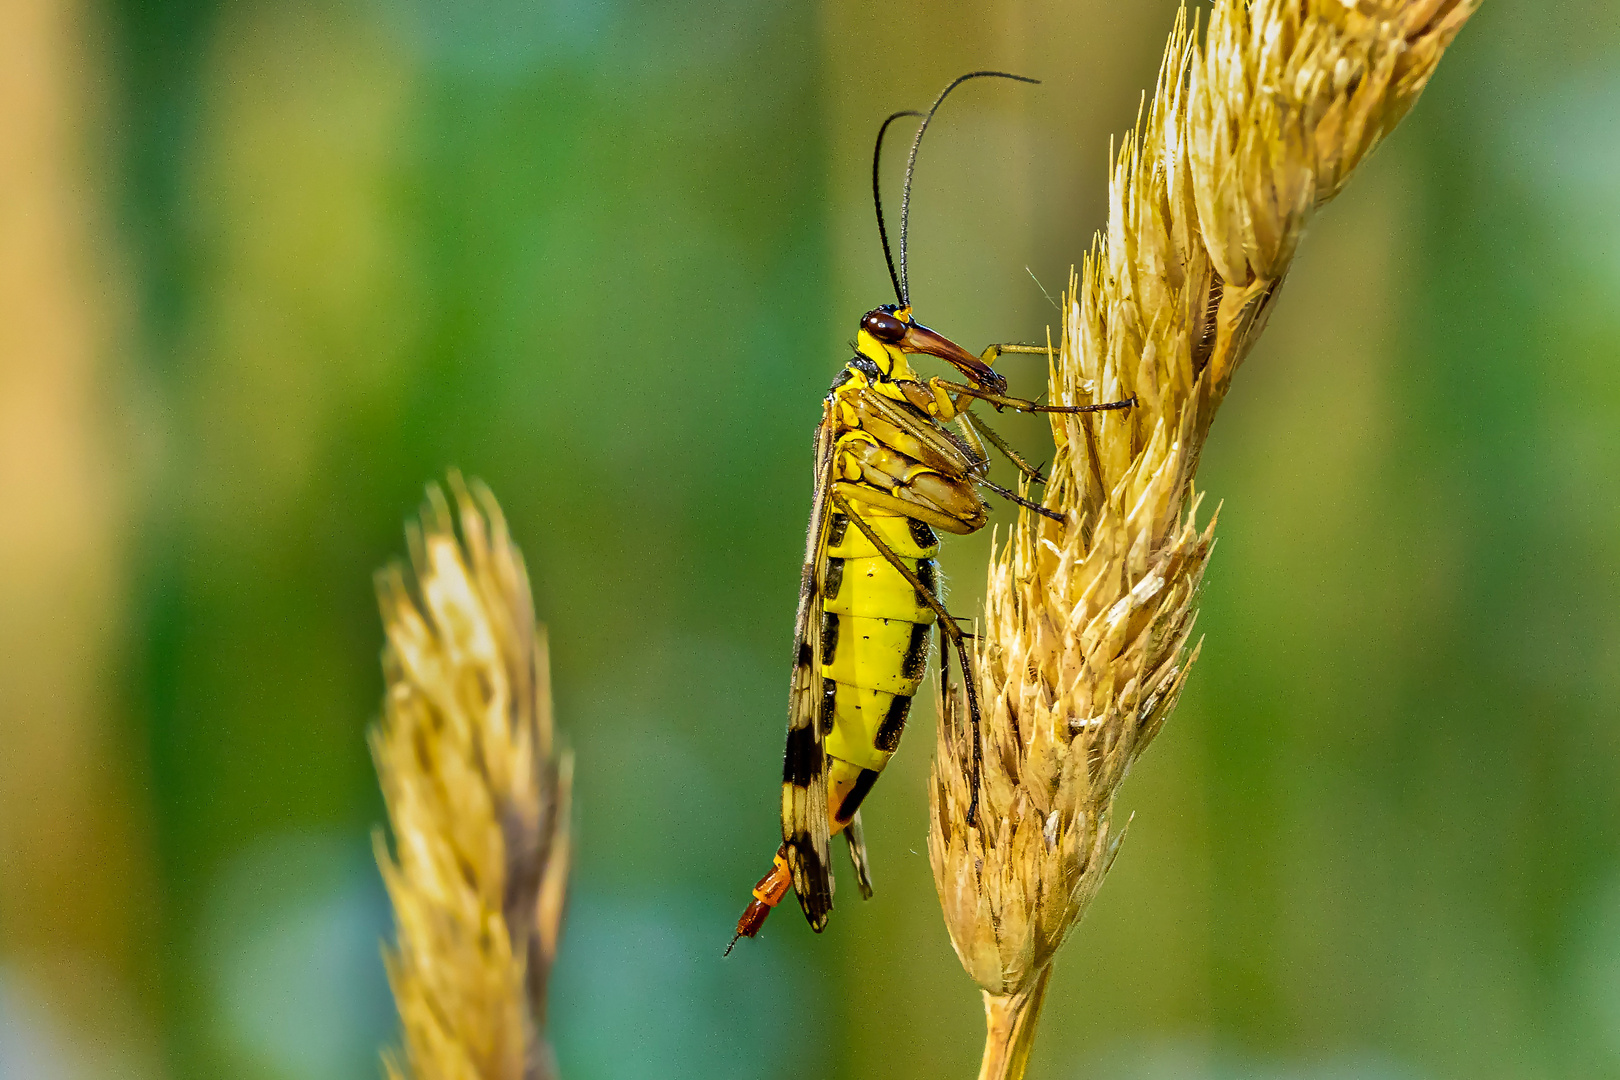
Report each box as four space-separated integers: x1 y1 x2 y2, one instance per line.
727 851 794 955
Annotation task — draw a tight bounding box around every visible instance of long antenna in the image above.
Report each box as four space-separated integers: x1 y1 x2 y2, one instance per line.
897 71 1039 308
873 109 924 308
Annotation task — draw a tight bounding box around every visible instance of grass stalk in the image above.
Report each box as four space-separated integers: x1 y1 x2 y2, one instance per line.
978 964 1053 1080
929 2 1478 1075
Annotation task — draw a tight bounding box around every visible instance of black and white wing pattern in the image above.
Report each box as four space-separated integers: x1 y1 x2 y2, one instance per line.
781 412 838 931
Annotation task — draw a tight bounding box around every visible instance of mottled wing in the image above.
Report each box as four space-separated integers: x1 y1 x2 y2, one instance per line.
781 412 838 930
844 810 875 900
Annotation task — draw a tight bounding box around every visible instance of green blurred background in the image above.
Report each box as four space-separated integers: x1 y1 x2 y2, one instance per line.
3 1 1618 1078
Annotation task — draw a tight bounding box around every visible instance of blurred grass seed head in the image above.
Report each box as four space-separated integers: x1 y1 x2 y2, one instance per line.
372 475 571 1080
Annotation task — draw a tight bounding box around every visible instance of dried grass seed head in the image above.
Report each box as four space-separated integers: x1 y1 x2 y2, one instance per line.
930 0 1476 1001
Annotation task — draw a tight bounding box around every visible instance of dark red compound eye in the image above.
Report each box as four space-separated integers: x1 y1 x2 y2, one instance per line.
861 309 907 343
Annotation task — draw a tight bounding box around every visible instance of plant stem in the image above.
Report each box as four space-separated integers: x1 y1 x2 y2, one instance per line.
978 965 1053 1080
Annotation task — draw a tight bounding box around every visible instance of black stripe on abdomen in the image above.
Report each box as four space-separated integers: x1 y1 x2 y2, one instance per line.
875 694 911 753
820 611 840 666
914 558 938 609
835 768 881 823
828 513 849 548
901 621 930 681
823 557 845 601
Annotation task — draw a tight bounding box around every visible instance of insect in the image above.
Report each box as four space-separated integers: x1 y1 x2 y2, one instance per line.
727 72 1134 953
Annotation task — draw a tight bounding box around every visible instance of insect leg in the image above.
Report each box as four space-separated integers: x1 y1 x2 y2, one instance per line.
959 409 1047 484
951 411 1058 518
829 491 962 636
977 475 1063 523
979 341 1057 364
951 409 990 472
961 386 1118 519
934 377 1137 415
951 416 1059 518
829 490 987 827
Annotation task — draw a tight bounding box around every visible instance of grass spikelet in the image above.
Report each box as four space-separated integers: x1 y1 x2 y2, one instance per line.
372 474 571 1080
929 3 1476 1076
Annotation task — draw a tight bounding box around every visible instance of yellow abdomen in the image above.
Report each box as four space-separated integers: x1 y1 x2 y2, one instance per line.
819 498 939 824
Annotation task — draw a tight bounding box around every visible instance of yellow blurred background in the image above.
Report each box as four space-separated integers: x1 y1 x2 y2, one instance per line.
3 1 1619 1078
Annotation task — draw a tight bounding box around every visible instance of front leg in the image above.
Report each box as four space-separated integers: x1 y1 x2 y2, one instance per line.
980 341 1054 364
958 409 1046 484
931 377 1136 416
